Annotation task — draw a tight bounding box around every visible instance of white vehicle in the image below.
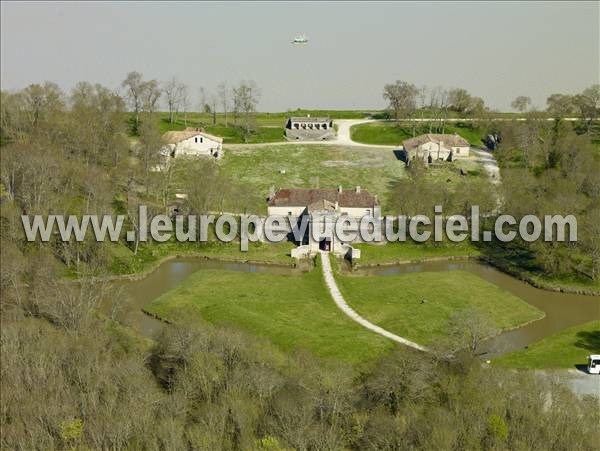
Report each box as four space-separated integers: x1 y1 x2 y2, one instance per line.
587 355 600 374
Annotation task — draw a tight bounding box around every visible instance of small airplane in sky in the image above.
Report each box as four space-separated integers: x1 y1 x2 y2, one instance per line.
292 34 308 44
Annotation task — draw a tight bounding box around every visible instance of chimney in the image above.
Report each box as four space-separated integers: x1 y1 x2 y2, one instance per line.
338 185 342 193
355 186 361 193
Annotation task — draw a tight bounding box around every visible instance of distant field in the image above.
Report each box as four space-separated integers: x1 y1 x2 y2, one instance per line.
337 270 544 346
494 320 600 369
219 144 406 213
350 121 486 147
155 110 372 130
144 265 393 364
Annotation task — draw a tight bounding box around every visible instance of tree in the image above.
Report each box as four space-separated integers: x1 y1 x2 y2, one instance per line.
511 96 532 113
447 308 498 355
180 84 190 127
233 81 260 143
546 93 574 119
382 80 418 123
163 77 184 124
573 84 600 131
121 71 145 132
448 88 472 113
137 115 163 194
122 71 161 132
218 82 229 127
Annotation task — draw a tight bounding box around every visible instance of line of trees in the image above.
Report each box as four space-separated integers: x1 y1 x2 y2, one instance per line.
382 81 487 136
119 71 261 138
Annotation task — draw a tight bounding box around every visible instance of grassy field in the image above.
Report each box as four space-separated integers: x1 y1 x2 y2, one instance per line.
353 241 481 266
350 121 486 147
144 263 393 364
336 270 543 346
155 110 371 130
494 321 600 369
220 144 405 213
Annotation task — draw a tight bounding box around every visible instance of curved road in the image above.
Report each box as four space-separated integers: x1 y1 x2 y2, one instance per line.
320 252 428 351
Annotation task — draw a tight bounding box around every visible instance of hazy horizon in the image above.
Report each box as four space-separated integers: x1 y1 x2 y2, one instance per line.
1 1 598 112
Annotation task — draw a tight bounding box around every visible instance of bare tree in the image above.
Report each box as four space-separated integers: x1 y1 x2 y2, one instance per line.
163 77 184 124
122 72 161 132
218 82 229 127
447 308 498 355
180 84 190 127
233 81 260 143
210 94 218 126
121 71 145 131
141 80 162 115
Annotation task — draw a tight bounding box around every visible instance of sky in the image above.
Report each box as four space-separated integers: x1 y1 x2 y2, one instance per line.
1 1 598 112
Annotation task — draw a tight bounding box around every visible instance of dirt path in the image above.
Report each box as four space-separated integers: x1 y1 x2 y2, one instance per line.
319 252 428 351
471 147 501 184
535 369 599 397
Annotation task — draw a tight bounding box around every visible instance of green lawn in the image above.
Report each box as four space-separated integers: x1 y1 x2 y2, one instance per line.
494 321 600 369
144 264 393 364
220 144 405 213
350 121 486 147
336 270 544 346
353 241 481 266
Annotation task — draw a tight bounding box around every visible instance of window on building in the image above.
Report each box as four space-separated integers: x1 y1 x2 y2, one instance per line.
365 209 371 216
288 211 293 216
194 137 198 143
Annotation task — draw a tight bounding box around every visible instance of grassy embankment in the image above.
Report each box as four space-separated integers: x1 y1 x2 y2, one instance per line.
494 320 600 369
105 240 296 276
350 121 486 147
144 258 394 365
335 269 544 347
352 241 481 266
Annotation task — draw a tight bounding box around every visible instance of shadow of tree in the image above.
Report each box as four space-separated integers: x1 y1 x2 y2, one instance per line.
574 330 600 352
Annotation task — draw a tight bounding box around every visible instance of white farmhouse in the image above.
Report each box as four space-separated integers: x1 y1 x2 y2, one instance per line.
162 128 223 159
402 133 470 164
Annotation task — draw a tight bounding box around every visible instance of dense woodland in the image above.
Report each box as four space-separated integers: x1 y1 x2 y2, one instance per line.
1 76 599 449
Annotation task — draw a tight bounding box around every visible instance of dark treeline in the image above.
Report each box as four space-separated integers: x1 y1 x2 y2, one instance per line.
492 117 600 282
2 288 599 449
1 77 600 449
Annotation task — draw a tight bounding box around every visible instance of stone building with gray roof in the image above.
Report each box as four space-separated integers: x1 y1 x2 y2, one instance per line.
285 116 336 141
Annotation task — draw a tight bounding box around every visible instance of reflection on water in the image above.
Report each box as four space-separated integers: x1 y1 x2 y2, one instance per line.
103 257 599 358
100 259 301 338
354 261 600 357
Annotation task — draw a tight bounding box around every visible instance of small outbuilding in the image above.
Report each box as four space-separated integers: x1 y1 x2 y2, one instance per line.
401 133 470 164
162 128 223 159
285 116 335 141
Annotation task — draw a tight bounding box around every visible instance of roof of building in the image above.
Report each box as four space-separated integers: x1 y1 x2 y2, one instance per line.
289 116 331 123
402 133 469 150
268 188 378 208
162 128 223 144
